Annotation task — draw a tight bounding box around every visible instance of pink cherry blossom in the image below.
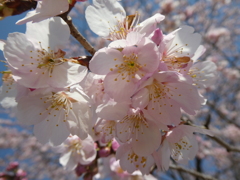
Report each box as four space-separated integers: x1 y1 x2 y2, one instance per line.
115 108 162 156
90 35 159 102
132 71 204 126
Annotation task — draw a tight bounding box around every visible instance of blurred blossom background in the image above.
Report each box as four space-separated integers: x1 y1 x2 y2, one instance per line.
0 0 240 179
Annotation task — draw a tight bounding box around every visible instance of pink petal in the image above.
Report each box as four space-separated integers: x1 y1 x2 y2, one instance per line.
89 48 123 75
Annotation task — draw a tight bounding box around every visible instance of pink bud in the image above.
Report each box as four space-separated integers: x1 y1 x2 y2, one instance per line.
151 28 163 46
6 162 19 171
98 147 111 157
111 139 120 151
16 169 27 177
75 164 87 177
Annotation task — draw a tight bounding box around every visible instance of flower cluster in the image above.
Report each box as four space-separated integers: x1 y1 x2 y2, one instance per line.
0 0 217 178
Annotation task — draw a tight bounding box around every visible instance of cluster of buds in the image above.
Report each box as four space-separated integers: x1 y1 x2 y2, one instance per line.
0 162 27 180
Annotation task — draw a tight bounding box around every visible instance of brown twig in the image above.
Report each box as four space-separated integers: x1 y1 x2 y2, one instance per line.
59 8 96 56
209 136 240 153
181 118 240 153
170 165 217 180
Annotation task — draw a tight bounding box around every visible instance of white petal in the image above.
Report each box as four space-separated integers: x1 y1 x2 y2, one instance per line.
25 17 70 50
16 0 69 25
50 62 88 88
136 13 165 37
85 0 126 37
59 151 78 170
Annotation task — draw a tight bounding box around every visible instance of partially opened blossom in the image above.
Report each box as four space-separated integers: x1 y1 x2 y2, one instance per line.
94 118 117 145
86 0 164 40
17 87 91 145
90 34 160 102
55 135 96 170
16 0 69 25
153 125 213 171
2 17 87 89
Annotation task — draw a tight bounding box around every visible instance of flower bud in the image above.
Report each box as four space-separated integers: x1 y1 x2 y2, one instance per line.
75 164 87 177
6 162 19 171
98 147 111 157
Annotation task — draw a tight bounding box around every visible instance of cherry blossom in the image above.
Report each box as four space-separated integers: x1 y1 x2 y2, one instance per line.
85 0 164 40
90 33 159 102
0 0 224 178
55 135 96 170
116 143 155 175
2 17 87 89
17 87 91 145
159 26 202 71
153 125 213 171
132 71 204 126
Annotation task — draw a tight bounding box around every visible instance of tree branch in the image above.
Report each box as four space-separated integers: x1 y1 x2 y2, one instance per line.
170 165 217 180
209 136 240 153
181 117 240 153
59 10 96 56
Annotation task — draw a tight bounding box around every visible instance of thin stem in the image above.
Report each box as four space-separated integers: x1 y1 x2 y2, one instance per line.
170 165 217 180
59 10 96 55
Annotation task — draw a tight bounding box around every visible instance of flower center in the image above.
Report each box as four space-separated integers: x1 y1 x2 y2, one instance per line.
109 12 140 40
127 151 147 169
162 43 191 69
147 79 169 101
70 139 83 154
39 92 78 124
171 137 192 161
27 42 66 76
112 53 146 82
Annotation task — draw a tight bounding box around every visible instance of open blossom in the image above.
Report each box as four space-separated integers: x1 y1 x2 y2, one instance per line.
55 135 96 170
17 87 91 146
2 17 87 89
116 143 155 175
90 33 160 102
115 108 163 156
132 71 204 126
16 0 69 25
85 0 164 40
153 125 213 171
